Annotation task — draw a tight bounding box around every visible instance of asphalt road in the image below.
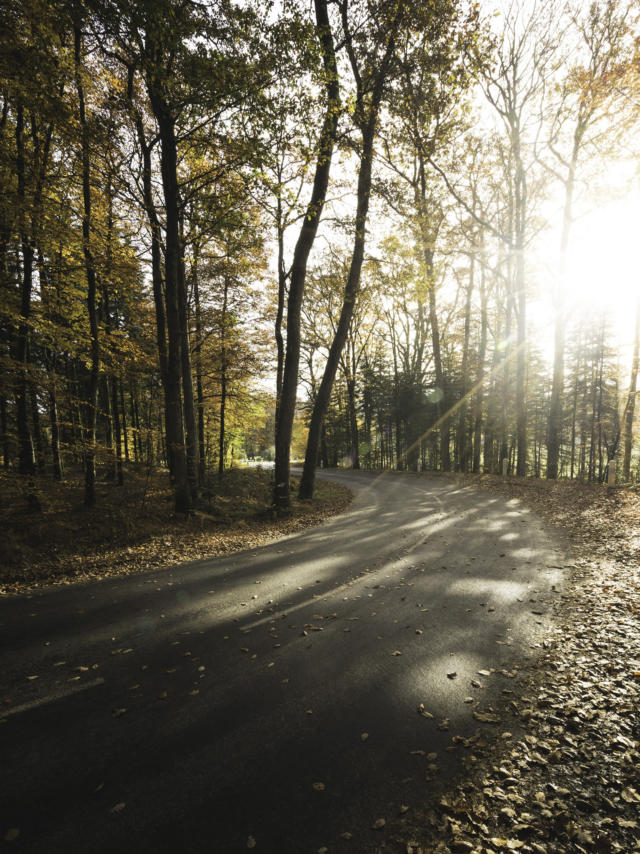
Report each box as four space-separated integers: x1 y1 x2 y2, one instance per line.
0 471 569 853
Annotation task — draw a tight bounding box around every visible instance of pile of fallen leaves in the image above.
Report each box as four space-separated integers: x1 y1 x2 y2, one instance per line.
0 466 352 595
393 476 640 854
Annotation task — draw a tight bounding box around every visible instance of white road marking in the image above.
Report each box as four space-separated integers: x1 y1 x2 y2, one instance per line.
0 677 105 720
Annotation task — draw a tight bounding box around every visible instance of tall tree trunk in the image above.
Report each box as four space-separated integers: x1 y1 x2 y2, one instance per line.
193 253 206 485
274 195 286 424
415 171 449 472
130 84 171 471
456 259 473 471
218 273 229 476
48 369 63 480
14 103 35 477
111 376 123 485
147 76 190 513
547 159 577 478
178 218 199 500
513 137 527 477
299 104 380 499
345 338 359 468
622 298 640 481
472 263 487 473
75 27 100 508
274 0 340 512
120 379 129 462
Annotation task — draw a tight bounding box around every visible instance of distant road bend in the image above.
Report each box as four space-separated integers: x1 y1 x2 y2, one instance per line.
0 470 567 853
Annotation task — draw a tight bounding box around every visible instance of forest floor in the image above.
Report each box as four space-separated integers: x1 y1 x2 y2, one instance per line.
391 474 640 854
0 465 352 596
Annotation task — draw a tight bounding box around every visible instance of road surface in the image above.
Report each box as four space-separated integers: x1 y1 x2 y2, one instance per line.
0 471 568 853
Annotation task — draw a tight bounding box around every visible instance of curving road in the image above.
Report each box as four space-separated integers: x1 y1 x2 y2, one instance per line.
0 471 569 853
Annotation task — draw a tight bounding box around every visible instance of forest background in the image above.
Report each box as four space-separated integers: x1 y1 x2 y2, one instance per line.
1 0 640 522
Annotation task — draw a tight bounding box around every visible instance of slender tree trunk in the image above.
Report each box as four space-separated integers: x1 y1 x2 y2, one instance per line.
147 74 190 513
218 273 229 476
49 371 63 480
472 264 487 473
30 375 45 473
456 259 473 471
547 161 577 478
622 298 640 481
131 90 171 471
415 173 449 472
193 254 206 485
274 0 340 512
111 376 123 485
299 102 380 499
275 196 286 424
14 103 35 477
75 27 99 508
513 137 528 477
178 218 199 500
120 380 129 462
1 382 9 468
345 338 359 468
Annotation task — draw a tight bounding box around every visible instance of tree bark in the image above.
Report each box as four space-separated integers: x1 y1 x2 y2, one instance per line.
178 218 199 499
299 108 379 499
75 26 100 508
14 103 35 477
146 72 190 513
547 157 577 478
218 273 229 475
472 263 487 473
274 0 340 512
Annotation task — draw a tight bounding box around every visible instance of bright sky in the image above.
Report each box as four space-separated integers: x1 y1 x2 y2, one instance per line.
530 171 640 369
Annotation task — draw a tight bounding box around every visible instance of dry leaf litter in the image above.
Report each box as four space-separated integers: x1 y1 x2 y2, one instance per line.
376 476 640 854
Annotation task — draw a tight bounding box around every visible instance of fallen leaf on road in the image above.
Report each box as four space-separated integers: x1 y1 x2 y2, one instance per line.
473 710 501 723
109 803 125 814
361 732 369 741
340 831 353 840
158 691 167 700
392 650 403 656
312 782 325 791
417 704 434 719
400 804 409 814
247 836 256 849
447 672 457 679
3 829 20 842
372 818 386 829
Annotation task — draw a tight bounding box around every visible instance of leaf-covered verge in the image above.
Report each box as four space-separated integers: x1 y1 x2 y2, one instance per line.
382 475 639 854
0 468 352 596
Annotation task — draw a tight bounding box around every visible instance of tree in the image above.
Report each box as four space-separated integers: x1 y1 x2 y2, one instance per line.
273 0 341 513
